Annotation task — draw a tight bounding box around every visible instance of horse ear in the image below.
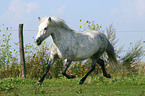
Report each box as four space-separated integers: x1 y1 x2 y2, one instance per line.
38 17 41 22
48 17 51 22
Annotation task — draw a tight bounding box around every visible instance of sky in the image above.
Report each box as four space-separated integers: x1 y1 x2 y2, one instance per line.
0 0 145 61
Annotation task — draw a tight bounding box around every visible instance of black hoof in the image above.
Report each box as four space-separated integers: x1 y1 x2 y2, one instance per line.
35 82 42 85
77 81 84 85
103 73 111 78
67 74 76 79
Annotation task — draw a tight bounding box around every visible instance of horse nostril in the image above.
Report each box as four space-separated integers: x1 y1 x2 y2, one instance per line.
35 39 39 43
35 39 41 45
36 39 39 43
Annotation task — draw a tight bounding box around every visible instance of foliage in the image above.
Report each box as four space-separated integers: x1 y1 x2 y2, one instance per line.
0 26 19 78
105 24 118 46
121 40 144 72
79 19 102 31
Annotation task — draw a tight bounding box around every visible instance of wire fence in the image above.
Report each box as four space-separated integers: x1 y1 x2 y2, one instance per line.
1 29 145 32
0 29 145 51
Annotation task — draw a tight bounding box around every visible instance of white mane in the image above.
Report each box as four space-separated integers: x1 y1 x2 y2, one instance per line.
40 17 73 31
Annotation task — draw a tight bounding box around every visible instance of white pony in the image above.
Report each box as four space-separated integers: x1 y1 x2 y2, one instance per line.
35 17 120 85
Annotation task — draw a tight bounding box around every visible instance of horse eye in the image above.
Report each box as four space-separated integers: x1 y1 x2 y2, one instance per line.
44 27 47 30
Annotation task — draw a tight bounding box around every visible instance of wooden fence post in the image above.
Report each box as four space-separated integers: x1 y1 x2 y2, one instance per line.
19 24 26 79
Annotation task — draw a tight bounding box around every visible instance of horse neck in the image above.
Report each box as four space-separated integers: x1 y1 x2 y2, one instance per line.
51 27 75 44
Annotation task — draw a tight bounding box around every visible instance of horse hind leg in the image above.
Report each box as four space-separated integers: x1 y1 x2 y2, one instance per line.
62 59 76 79
78 58 96 85
78 58 111 85
97 58 111 78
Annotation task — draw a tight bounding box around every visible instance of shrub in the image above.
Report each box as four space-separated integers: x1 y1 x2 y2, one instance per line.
0 26 19 78
121 40 144 72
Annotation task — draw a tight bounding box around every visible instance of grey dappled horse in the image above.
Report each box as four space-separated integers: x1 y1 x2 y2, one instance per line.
35 17 120 85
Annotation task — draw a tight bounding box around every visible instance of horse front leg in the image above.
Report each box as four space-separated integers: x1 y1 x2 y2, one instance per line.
62 59 76 79
35 57 57 85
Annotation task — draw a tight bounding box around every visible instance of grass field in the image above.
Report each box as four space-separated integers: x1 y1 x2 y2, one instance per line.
0 75 145 96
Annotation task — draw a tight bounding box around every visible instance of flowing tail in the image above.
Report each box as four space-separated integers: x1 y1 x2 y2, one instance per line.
106 40 123 72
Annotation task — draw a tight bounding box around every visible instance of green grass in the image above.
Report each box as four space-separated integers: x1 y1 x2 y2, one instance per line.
0 75 145 96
